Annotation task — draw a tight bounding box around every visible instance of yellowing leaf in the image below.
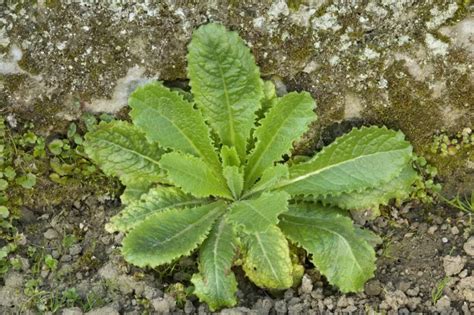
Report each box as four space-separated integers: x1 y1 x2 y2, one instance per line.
192 218 237 310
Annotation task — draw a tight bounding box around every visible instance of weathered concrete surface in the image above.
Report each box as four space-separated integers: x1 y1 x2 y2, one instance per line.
0 1 472 194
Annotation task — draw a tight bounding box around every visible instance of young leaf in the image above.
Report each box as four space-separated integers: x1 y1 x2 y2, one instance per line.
108 186 205 233
122 201 226 267
241 226 293 289
129 82 221 173
228 191 289 233
245 92 315 187
160 152 231 199
223 166 244 200
188 23 263 160
279 204 376 292
84 120 165 186
220 145 240 168
279 126 413 197
247 164 289 195
317 164 418 210
191 218 237 311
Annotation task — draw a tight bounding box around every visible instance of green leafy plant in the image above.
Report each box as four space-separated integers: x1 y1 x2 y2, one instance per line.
84 23 417 310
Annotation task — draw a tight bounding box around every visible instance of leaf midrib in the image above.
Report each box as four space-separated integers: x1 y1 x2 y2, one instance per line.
127 199 204 225
99 138 160 167
238 200 273 227
217 62 236 148
245 99 304 186
274 145 410 192
150 205 222 249
212 219 226 294
255 232 280 281
142 106 212 165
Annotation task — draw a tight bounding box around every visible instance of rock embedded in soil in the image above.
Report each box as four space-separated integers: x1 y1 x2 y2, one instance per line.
457 276 474 302
299 274 313 294
61 307 84 315
151 297 171 314
442 255 466 276
435 295 451 311
463 236 474 256
43 228 59 239
364 279 383 296
85 304 119 315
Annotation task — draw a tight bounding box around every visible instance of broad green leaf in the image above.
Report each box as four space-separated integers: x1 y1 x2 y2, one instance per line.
120 181 153 205
318 164 418 210
354 228 383 248
129 82 221 173
247 164 289 196
245 92 315 187
228 192 289 233
220 146 240 168
188 23 263 161
241 226 293 289
160 152 231 199
108 186 204 233
191 218 237 311
279 126 413 197
223 166 244 200
84 120 165 186
122 201 225 267
279 204 376 292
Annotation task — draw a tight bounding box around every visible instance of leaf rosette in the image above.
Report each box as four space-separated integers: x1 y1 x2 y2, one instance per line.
84 23 417 310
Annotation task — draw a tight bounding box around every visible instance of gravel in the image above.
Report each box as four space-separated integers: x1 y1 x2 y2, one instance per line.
463 236 474 256
364 279 383 296
442 255 467 276
43 228 60 240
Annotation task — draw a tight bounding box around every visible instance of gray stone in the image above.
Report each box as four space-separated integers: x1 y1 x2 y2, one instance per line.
85 305 119 315
44 228 59 240
61 307 84 315
443 255 466 276
463 236 474 256
288 303 304 315
274 300 287 314
381 290 408 311
253 298 273 315
0 271 26 307
365 279 383 296
397 281 411 292
221 307 255 315
184 300 195 314
457 276 474 302
406 286 420 297
151 297 170 314
98 261 119 279
299 274 313 294
435 295 451 311
69 244 82 256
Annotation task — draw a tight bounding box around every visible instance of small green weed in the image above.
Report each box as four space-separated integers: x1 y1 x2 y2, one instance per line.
431 276 450 304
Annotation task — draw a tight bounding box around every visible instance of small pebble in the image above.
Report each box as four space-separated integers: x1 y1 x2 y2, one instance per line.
463 236 474 256
43 228 59 240
451 226 459 235
443 255 466 276
365 280 382 296
428 226 438 234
